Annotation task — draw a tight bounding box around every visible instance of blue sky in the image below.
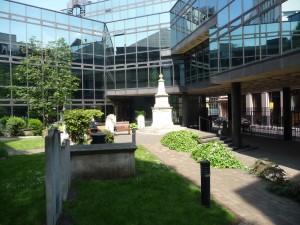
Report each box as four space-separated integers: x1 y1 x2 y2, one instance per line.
12 0 69 11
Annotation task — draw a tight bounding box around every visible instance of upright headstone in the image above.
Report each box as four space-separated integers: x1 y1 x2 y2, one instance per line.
137 115 145 129
105 114 116 133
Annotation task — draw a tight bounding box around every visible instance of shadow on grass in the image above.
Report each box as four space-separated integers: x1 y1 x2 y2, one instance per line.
63 147 236 225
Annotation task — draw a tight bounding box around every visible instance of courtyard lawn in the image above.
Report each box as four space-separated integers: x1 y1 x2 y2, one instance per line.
0 145 236 225
63 146 236 225
1 137 45 151
0 154 46 225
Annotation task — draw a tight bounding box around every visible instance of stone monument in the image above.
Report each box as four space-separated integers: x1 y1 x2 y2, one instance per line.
152 74 174 128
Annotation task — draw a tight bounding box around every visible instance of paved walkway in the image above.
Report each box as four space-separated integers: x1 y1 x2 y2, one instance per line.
115 130 300 225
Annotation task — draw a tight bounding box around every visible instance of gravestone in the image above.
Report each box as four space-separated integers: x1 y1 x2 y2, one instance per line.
105 114 116 133
137 115 145 129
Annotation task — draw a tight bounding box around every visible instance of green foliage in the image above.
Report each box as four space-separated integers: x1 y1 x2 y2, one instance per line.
6 117 26 136
161 130 202 152
101 129 115 143
0 116 9 127
64 109 104 144
250 158 286 184
191 141 246 169
12 37 79 125
0 142 8 158
267 181 300 203
135 110 146 119
28 118 43 136
251 158 300 202
129 122 138 129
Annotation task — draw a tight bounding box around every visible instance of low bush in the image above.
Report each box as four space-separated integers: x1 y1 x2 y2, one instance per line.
191 141 246 169
6 117 26 136
101 129 114 143
0 116 9 127
64 109 104 144
251 158 300 202
161 130 202 152
250 158 286 184
28 118 43 136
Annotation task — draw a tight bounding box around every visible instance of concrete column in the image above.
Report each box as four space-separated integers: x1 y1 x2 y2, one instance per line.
283 87 292 140
261 92 270 126
227 94 232 136
245 93 253 123
231 83 242 148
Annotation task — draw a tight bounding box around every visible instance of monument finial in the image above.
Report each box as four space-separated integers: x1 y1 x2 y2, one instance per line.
159 73 164 80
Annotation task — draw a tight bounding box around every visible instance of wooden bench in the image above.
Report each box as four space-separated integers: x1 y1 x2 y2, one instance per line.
115 121 130 134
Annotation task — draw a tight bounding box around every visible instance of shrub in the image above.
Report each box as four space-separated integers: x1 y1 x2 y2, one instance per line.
250 158 286 184
0 116 9 127
64 109 104 144
6 117 26 136
267 181 300 202
130 123 138 129
28 118 43 136
161 130 202 152
191 141 246 169
101 129 115 143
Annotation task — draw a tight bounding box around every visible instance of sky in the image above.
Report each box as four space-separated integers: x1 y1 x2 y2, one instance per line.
11 0 71 11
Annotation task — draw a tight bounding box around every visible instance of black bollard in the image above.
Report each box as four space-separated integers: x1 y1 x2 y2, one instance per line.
200 160 210 207
132 128 136 144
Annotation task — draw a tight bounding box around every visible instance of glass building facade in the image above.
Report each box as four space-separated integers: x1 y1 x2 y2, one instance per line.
1 0 299 125
171 0 300 85
0 0 178 120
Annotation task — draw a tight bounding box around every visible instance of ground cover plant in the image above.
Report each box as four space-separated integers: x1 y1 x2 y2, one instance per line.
161 131 245 169
1 137 45 151
160 130 202 152
63 146 235 225
251 158 300 202
0 154 46 225
191 141 246 169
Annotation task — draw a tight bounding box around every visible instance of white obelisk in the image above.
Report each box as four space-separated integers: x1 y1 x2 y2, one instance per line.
151 74 174 128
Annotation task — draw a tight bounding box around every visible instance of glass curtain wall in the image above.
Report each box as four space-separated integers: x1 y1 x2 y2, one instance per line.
171 0 300 86
83 0 177 89
0 0 106 117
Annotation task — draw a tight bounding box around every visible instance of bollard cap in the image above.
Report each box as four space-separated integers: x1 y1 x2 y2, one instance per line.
200 160 210 165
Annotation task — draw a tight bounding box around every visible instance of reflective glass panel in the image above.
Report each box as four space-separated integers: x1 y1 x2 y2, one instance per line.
11 21 26 43
95 71 104 89
0 63 10 86
0 18 9 40
42 27 56 45
42 9 55 22
116 70 125 89
10 2 25 16
230 0 242 21
125 33 136 53
27 6 41 19
83 70 94 89
27 24 41 42
218 6 228 28
126 69 137 88
138 68 148 87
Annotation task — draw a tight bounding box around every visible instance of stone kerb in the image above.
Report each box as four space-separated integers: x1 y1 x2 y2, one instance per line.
70 143 138 180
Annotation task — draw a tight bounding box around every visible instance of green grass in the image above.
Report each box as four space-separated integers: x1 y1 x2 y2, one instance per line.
0 154 46 225
0 145 236 225
64 146 235 225
1 137 45 151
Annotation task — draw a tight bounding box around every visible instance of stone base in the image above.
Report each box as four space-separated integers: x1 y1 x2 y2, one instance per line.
152 107 173 128
70 143 137 180
139 125 186 134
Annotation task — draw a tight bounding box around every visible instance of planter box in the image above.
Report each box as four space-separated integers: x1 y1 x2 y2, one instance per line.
70 143 137 180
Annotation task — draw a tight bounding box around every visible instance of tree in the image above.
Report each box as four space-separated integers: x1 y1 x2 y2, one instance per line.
13 37 79 125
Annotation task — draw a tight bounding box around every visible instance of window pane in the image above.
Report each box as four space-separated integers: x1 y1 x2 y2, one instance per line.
126 69 137 88
218 7 228 28
138 68 148 87
116 70 125 89
10 2 25 16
